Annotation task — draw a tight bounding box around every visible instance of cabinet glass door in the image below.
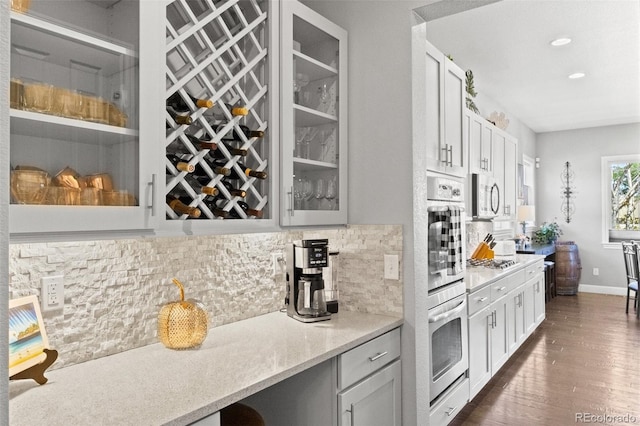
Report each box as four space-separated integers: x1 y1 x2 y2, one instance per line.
9 0 154 234
281 1 347 226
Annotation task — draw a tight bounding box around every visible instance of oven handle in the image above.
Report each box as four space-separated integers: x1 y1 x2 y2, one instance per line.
428 299 466 323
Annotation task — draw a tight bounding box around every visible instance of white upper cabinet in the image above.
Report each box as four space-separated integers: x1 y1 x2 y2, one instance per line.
425 40 466 177
466 109 493 175
492 127 517 219
280 0 348 226
9 0 160 235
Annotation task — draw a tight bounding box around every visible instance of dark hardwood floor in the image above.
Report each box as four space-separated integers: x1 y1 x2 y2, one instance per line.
451 293 640 426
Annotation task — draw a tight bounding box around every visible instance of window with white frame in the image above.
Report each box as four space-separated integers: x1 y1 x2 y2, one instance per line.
601 155 640 244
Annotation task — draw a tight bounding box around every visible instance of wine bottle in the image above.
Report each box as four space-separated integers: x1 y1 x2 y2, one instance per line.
220 179 246 198
167 154 194 173
167 92 213 112
183 175 219 196
215 123 264 140
191 157 231 177
185 134 218 151
209 141 247 159
201 196 230 218
211 159 267 180
166 195 201 218
226 103 248 116
167 108 193 125
231 201 263 219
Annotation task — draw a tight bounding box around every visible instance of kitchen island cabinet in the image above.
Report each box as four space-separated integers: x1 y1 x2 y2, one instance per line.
8 311 402 426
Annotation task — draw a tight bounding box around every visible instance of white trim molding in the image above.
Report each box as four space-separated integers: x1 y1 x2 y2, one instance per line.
578 284 627 296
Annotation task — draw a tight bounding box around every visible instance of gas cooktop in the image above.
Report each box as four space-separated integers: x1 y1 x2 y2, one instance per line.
467 258 518 270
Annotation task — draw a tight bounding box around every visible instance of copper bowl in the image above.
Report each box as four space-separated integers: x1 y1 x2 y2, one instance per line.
10 170 49 204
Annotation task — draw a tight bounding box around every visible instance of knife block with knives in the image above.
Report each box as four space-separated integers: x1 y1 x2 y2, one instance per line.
471 233 496 260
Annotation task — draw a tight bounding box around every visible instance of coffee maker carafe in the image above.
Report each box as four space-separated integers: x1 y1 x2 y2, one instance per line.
286 239 331 323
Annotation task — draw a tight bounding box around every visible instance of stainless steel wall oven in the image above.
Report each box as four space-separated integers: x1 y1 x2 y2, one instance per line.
426 174 469 405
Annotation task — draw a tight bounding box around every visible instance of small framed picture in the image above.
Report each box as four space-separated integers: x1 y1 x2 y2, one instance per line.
9 295 49 377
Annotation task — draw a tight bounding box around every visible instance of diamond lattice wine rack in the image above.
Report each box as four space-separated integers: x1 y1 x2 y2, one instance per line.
165 0 269 220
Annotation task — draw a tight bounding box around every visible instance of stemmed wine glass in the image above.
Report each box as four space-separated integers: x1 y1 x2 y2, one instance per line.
294 177 305 210
295 127 308 158
314 178 325 209
325 176 337 210
318 83 329 112
304 127 319 159
296 73 309 106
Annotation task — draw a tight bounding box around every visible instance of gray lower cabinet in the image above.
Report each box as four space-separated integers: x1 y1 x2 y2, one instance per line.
241 328 401 426
338 360 401 426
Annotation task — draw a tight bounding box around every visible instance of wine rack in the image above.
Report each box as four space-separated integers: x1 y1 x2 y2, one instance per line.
165 0 269 220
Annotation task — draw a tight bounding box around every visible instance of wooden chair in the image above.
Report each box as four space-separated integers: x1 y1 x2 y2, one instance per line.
621 241 639 318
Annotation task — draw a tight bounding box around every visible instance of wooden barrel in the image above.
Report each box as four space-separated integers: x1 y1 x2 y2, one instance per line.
555 241 581 295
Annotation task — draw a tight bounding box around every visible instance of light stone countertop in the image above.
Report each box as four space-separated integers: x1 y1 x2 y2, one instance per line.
465 254 546 292
9 310 403 426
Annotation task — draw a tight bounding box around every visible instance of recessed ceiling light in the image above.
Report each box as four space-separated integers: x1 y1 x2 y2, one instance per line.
550 37 572 47
568 72 586 79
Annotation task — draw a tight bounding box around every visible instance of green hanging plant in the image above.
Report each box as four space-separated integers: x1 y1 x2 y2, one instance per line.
465 69 480 114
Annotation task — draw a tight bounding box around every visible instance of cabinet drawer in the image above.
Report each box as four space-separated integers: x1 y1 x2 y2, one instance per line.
429 378 469 426
525 261 544 280
490 276 511 302
467 285 491 316
338 328 401 390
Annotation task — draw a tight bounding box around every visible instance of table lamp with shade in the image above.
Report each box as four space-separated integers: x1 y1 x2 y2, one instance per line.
517 205 536 235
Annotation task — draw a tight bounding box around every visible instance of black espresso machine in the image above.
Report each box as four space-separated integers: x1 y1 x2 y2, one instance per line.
286 239 331 323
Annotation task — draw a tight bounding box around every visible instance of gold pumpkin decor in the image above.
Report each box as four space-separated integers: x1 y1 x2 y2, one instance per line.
158 278 208 349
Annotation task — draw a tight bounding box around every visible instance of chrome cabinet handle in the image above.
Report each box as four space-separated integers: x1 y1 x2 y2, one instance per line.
496 286 507 292
448 145 453 166
477 296 489 303
148 174 156 217
441 146 449 165
445 405 458 416
288 186 294 217
492 310 497 327
369 351 388 362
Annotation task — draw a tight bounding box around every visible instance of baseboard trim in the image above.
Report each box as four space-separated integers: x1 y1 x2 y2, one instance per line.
578 284 627 296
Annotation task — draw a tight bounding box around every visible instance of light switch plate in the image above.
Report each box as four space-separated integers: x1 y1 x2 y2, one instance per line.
384 254 399 280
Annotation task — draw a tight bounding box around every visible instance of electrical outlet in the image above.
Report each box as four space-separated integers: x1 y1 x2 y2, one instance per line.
272 253 285 276
384 254 399 280
41 275 64 312
593 267 599 276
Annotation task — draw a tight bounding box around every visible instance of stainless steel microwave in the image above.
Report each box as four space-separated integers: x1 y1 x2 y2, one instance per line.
470 174 500 219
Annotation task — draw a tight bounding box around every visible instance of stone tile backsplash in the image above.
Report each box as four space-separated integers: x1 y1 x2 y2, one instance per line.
9 225 403 369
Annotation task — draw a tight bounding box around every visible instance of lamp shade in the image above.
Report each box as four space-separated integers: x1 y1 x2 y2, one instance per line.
517 205 536 222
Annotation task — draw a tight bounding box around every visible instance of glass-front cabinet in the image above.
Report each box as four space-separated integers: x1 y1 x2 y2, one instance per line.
280 0 347 226
8 0 159 235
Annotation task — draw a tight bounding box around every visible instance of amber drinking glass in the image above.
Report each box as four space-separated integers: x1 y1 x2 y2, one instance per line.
10 170 48 204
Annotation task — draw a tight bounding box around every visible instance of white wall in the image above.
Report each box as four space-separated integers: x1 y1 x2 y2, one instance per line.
536 123 640 292
299 1 433 425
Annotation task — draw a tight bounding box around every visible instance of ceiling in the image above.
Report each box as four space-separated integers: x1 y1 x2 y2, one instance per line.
424 0 640 133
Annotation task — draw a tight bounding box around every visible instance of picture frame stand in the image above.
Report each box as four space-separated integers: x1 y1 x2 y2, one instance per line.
9 348 58 385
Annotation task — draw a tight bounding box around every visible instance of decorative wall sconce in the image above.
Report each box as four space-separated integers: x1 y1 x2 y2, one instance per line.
561 161 576 223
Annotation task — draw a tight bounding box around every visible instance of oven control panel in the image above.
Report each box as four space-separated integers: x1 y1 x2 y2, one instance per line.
426 176 464 202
